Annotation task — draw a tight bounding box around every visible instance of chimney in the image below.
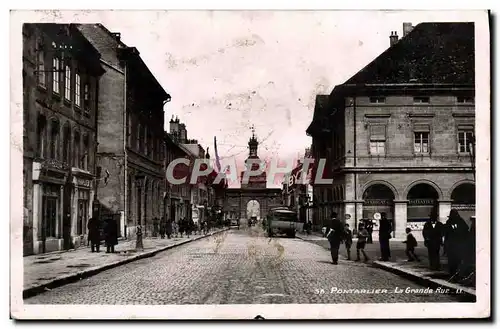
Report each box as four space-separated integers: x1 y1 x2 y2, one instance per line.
111 32 121 43
389 31 399 46
179 124 187 143
403 22 414 37
169 116 179 135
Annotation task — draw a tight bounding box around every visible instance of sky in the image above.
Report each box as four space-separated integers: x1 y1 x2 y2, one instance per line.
69 10 477 188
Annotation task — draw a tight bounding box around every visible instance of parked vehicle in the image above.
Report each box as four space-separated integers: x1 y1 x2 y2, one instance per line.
266 208 302 238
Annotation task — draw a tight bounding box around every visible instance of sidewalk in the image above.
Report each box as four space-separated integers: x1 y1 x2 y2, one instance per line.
296 232 476 301
23 228 230 299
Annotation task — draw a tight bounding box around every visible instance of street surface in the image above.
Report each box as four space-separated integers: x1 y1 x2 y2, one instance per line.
25 227 462 304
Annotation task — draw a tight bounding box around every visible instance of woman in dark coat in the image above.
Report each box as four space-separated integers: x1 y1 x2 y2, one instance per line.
166 218 173 239
444 209 469 281
104 217 118 253
87 217 101 252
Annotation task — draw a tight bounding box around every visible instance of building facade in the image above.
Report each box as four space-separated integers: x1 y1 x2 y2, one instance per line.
307 22 475 239
78 24 171 238
225 130 281 222
23 23 104 255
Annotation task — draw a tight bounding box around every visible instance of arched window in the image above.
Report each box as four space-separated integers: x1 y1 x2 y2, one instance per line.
36 114 47 158
49 120 59 160
73 131 80 168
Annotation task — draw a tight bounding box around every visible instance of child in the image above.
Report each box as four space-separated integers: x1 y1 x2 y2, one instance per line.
403 227 420 261
356 223 370 262
344 223 353 260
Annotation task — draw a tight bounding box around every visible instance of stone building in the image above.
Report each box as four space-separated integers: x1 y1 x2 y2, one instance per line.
307 22 475 239
225 129 281 222
164 131 192 225
78 24 171 238
23 23 104 254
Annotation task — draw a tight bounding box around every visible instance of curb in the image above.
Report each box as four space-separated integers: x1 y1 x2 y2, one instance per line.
372 261 476 301
23 228 230 299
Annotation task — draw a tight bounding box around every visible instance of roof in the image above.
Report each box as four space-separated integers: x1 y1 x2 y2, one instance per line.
343 22 474 86
306 94 330 135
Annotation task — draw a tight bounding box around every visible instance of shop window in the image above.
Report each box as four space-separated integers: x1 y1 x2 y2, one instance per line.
369 125 386 155
77 190 89 235
458 126 474 153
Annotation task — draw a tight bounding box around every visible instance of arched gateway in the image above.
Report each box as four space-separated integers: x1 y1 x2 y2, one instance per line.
224 128 282 222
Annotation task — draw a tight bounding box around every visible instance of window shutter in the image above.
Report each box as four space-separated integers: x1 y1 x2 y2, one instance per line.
413 124 430 132
370 125 386 141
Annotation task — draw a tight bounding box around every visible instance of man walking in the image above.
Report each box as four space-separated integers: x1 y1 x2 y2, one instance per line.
422 209 445 270
87 216 100 253
378 212 393 261
325 212 345 265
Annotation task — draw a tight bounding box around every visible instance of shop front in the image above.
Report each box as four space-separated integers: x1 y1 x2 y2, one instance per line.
362 184 395 235
72 171 94 247
451 182 476 226
32 161 67 254
406 183 439 235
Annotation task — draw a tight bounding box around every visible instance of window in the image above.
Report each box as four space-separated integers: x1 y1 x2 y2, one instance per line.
36 115 47 158
82 135 89 170
458 127 474 153
49 121 59 159
457 96 474 104
413 96 430 104
369 96 386 104
62 125 70 165
37 46 46 87
64 65 71 101
75 73 81 107
414 132 429 154
83 82 90 115
369 125 386 155
73 132 80 168
52 57 60 94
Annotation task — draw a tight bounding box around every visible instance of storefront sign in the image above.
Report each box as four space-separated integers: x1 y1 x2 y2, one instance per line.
408 199 435 205
76 178 92 188
451 204 476 210
364 199 392 205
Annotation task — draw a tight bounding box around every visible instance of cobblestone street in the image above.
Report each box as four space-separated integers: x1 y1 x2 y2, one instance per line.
25 227 463 305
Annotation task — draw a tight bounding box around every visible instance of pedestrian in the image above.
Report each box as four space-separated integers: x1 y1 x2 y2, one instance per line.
356 223 370 262
159 219 166 239
344 223 353 260
378 212 393 261
422 209 445 270
104 216 118 253
179 218 185 238
166 218 173 239
87 216 101 253
364 218 374 244
444 209 469 281
325 212 345 265
403 227 420 262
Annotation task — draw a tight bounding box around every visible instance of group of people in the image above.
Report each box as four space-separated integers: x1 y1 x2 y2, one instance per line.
87 216 118 253
323 209 476 282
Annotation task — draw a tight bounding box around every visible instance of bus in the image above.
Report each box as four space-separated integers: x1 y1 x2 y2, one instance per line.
266 207 302 238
